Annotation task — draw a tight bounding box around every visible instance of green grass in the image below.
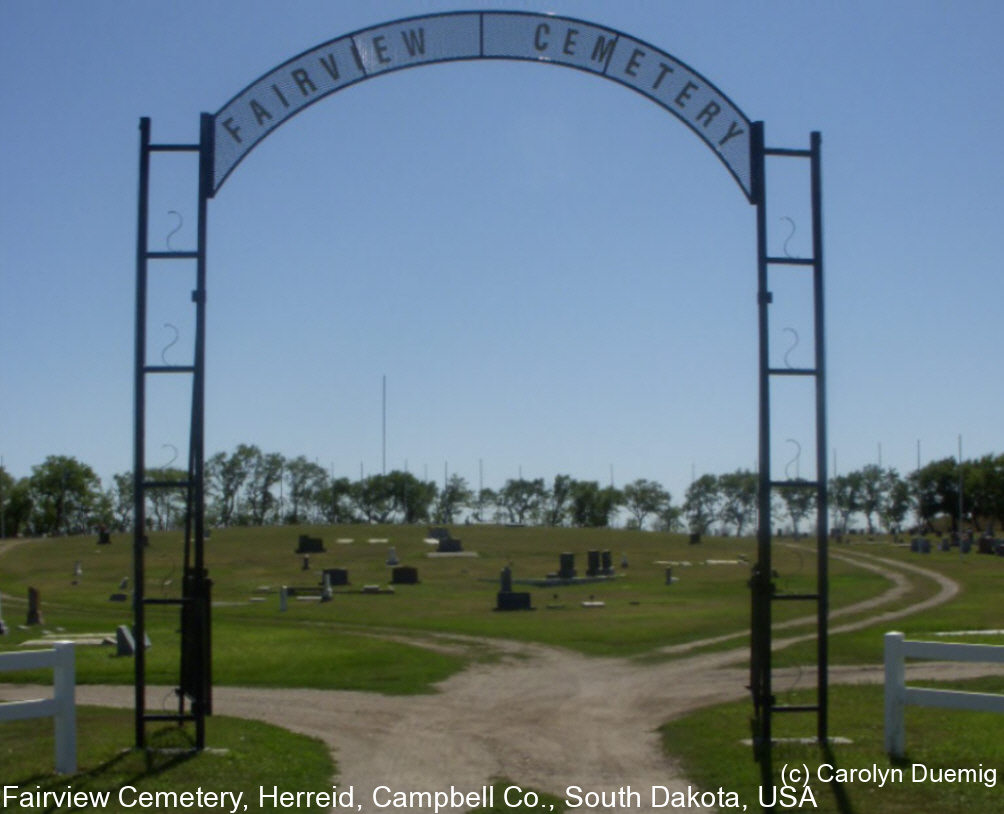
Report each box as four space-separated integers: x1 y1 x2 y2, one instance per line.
2 526 999 694
0 706 334 813
661 678 1004 814
2 526 1002 810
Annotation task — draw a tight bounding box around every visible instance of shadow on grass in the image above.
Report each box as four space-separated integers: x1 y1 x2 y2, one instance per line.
757 742 857 814
819 742 855 814
17 726 200 811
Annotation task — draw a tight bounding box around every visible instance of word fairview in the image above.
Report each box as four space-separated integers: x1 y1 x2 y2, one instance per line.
213 12 751 196
3 786 245 812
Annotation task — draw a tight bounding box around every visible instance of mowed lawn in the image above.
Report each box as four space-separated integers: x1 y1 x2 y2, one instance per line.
0 524 914 691
3 525 1001 814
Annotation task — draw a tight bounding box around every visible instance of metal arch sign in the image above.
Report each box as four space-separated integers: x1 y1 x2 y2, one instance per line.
212 11 753 199
135 6 828 768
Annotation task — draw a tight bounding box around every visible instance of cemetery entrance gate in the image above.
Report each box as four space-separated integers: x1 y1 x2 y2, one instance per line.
132 10 827 785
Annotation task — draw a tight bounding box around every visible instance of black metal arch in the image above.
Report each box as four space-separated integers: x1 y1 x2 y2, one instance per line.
133 11 827 798
210 11 754 200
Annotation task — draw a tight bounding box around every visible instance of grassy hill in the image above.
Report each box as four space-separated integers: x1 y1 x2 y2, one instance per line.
3 524 990 692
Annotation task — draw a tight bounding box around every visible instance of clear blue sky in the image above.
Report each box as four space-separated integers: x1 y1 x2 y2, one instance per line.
2 0 1002 503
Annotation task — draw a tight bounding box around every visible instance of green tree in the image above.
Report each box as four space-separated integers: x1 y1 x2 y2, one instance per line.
385 470 437 524
622 478 671 530
568 480 623 528
542 475 573 527
499 478 546 525
909 457 960 532
472 487 498 523
207 445 257 526
829 471 862 534
716 470 757 536
655 503 685 532
352 474 395 524
145 467 187 531
108 472 133 531
963 454 1004 532
283 456 328 524
317 476 355 523
857 464 888 534
28 455 102 535
1 467 32 538
778 479 816 536
879 469 911 534
434 474 471 524
245 449 284 525
683 474 719 535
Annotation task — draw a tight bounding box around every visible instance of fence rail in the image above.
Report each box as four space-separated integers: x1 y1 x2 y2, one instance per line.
884 631 1004 757
0 641 76 773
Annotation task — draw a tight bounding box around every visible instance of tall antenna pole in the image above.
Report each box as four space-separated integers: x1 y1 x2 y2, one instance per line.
382 375 386 475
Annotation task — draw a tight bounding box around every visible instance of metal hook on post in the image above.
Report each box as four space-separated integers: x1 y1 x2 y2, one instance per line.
166 210 183 251
785 438 802 481
780 216 798 259
160 443 179 472
160 323 179 365
782 327 800 369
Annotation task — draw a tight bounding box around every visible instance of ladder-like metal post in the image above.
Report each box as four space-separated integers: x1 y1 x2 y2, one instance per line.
132 115 213 750
132 117 151 749
749 123 828 794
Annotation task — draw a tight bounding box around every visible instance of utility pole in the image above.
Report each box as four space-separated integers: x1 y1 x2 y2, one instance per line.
382 375 386 475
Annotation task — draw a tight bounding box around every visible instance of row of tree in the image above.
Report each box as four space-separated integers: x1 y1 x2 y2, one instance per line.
2 447 1003 538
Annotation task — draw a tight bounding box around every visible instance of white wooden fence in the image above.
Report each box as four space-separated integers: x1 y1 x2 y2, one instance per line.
884 631 1004 758
0 641 76 773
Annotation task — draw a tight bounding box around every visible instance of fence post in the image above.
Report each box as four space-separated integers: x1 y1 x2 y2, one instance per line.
52 642 77 773
884 631 905 758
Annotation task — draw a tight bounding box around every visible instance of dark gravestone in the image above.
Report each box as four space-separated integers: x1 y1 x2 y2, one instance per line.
296 535 325 554
689 532 702 545
496 591 532 611
321 568 349 587
601 550 613 575
978 537 994 555
586 550 600 577
499 565 513 594
558 552 576 580
391 566 419 585
97 529 111 545
960 538 972 554
26 587 43 626
429 526 463 552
